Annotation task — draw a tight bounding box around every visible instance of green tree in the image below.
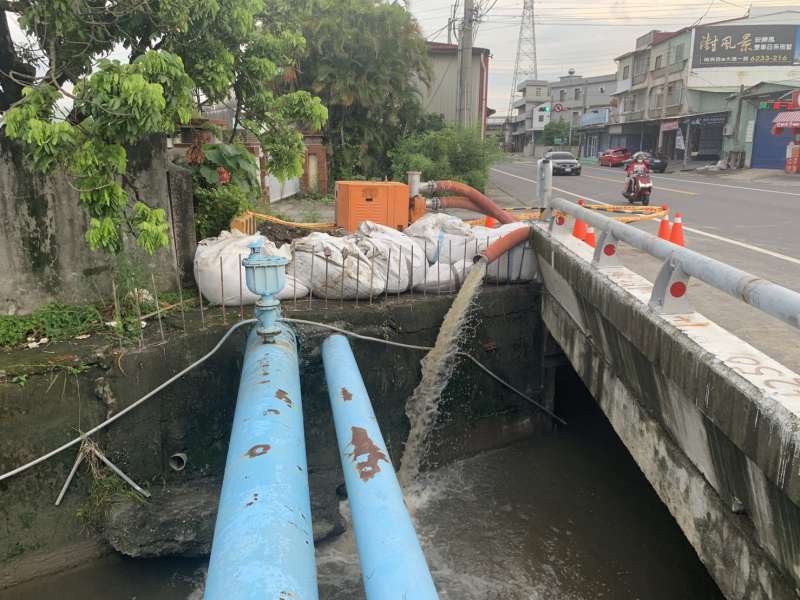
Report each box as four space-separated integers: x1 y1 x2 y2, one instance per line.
0 0 327 253
540 120 572 146
296 0 431 180
390 127 500 192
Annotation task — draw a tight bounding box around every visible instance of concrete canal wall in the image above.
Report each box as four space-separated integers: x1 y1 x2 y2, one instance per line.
0 285 552 588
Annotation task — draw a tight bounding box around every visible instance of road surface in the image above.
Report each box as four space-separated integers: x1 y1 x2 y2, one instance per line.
489 160 800 371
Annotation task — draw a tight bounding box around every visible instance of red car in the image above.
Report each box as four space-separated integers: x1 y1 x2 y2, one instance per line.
599 147 631 167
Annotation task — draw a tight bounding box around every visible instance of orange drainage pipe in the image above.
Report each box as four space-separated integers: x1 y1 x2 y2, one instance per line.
436 196 485 213
479 226 532 263
434 181 516 225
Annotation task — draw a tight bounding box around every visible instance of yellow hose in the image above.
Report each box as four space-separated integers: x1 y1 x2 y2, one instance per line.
230 210 337 235
465 205 668 226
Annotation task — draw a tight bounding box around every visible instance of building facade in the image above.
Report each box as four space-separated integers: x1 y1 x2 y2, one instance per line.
421 42 491 137
606 7 800 167
548 72 617 157
508 79 550 152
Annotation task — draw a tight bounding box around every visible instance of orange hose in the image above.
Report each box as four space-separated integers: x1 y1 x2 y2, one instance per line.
480 227 532 263
434 181 516 224
437 196 484 213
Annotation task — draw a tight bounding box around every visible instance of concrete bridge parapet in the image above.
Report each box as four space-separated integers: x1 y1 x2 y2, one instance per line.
533 223 800 599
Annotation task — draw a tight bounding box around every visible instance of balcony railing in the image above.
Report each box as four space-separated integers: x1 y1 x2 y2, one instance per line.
632 72 648 85
664 104 682 116
650 66 668 79
626 110 644 121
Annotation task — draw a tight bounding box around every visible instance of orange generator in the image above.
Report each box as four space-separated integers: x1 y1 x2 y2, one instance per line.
335 181 413 233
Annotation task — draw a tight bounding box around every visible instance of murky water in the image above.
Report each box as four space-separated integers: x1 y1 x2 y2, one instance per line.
4 375 723 600
399 260 487 486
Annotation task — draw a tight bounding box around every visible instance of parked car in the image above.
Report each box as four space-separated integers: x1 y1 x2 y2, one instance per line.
623 151 667 173
599 147 630 167
544 151 581 176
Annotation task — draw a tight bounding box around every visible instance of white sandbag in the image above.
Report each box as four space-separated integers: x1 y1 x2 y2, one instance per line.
194 230 306 305
404 213 474 265
413 259 475 293
356 221 427 292
472 222 537 283
292 232 380 299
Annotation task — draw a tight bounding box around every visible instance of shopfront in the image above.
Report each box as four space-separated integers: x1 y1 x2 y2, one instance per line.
682 113 728 161
659 120 680 159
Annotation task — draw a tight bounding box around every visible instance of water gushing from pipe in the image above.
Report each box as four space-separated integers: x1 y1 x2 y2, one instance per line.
398 258 488 486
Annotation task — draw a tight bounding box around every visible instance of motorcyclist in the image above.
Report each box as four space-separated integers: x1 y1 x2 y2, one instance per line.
625 153 650 195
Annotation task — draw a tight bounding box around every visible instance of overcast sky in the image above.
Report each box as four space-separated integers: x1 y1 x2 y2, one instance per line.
410 0 791 116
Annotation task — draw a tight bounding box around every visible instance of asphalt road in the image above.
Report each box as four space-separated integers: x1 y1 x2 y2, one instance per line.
489 159 800 371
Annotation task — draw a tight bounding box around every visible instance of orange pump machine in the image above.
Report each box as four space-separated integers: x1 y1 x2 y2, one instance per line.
335 181 425 233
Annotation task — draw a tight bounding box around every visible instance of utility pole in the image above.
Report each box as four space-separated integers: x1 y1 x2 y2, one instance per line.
457 0 474 128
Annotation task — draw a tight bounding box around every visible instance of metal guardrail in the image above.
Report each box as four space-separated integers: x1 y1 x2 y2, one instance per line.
536 159 800 330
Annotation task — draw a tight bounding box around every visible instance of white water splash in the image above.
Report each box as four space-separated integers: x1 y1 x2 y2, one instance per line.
398 260 488 486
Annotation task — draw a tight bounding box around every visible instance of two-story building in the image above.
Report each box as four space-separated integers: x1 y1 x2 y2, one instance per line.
609 6 800 167
508 79 551 152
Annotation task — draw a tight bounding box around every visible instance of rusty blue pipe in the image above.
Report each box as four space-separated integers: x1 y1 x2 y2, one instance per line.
321 334 439 600
205 245 317 600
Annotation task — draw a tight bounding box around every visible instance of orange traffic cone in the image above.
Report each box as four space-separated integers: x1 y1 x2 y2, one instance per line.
669 212 685 247
657 213 672 240
572 200 587 240
485 216 496 228
584 226 596 248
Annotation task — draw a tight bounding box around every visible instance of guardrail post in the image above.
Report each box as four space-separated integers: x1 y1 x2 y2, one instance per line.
649 256 692 314
537 158 553 219
592 230 621 267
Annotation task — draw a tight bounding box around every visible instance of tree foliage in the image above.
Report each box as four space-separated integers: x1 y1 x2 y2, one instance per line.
390 127 500 192
0 0 326 253
540 120 572 146
296 0 431 180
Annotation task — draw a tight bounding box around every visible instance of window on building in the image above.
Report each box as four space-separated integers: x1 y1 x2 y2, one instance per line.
574 88 581 100
538 115 544 122
666 81 683 105
622 65 630 80
673 43 685 63
535 87 543 96
572 111 579 122
559 89 566 101
599 86 605 94
654 55 662 69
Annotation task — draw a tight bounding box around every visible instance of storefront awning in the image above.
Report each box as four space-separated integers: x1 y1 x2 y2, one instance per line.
772 111 800 134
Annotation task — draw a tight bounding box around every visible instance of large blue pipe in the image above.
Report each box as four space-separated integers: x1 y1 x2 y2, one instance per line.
205 248 317 600
321 334 439 600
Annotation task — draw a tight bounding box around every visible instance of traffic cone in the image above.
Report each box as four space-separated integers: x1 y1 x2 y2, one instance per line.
657 213 672 240
584 226 596 248
485 216 496 228
572 200 587 240
669 212 685 247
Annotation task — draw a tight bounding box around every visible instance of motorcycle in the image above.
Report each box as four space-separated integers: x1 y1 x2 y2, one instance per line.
622 165 652 205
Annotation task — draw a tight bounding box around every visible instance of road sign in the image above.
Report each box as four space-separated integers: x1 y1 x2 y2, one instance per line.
553 103 564 112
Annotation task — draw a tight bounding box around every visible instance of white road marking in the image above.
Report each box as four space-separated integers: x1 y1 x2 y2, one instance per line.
581 164 800 197
490 167 800 266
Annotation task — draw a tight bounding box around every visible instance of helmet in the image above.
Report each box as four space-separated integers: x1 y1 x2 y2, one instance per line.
636 156 644 163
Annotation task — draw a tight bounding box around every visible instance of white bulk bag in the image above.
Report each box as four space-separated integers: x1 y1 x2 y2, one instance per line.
413 259 475 294
471 223 537 283
194 230 308 306
356 221 427 292
292 232 380 299
404 213 474 265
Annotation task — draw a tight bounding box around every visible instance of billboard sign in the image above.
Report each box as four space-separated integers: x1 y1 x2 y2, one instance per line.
692 25 800 68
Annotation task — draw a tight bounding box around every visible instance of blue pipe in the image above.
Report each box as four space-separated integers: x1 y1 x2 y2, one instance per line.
205 246 317 600
321 334 439 600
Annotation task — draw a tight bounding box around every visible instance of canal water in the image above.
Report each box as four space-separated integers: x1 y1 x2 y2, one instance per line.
3 372 723 600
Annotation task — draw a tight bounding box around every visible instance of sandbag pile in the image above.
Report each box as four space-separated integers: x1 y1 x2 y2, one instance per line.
194 213 536 305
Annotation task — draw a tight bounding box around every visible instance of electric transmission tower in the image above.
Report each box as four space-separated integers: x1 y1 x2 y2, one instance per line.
506 0 538 123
